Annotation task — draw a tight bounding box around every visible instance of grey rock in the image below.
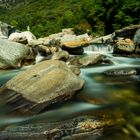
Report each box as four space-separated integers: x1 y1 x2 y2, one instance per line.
0 39 31 69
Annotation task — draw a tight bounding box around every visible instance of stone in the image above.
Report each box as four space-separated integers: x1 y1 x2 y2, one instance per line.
0 60 84 115
115 25 140 38
113 39 135 54
0 21 16 38
103 68 137 76
52 50 69 61
61 40 89 48
78 54 103 67
9 31 36 44
0 115 124 140
90 34 114 44
67 54 103 67
0 39 31 69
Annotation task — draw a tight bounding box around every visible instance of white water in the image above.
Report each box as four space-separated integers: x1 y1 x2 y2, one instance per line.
84 43 113 53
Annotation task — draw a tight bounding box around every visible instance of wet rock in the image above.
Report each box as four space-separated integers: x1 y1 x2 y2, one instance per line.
52 50 69 61
9 31 36 44
0 39 31 69
78 54 103 67
103 68 137 76
115 25 140 38
102 59 114 65
0 60 84 115
0 115 124 140
113 39 135 54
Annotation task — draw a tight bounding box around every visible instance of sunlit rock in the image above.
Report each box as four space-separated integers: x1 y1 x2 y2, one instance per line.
0 60 84 115
9 31 36 44
113 39 135 54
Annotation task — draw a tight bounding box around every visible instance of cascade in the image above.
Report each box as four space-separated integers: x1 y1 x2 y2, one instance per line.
84 44 113 53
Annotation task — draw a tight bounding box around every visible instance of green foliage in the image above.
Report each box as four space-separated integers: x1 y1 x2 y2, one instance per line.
0 0 139 37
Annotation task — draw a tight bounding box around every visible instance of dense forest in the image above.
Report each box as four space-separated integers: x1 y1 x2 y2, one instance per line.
0 0 140 37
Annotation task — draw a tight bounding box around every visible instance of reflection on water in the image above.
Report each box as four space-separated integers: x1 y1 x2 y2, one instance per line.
0 49 140 139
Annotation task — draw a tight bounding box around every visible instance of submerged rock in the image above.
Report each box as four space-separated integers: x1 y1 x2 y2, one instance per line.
0 60 84 115
103 68 137 76
0 39 31 69
113 39 135 54
0 114 124 140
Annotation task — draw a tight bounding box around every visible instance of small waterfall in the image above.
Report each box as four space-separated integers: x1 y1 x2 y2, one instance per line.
84 44 113 53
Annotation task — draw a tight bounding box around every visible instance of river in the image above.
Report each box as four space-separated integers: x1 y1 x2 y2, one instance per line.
0 44 140 139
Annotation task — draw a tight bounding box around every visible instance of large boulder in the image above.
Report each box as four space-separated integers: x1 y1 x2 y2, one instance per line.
115 25 140 39
0 39 31 69
9 31 36 44
113 39 135 54
0 60 84 115
0 21 15 38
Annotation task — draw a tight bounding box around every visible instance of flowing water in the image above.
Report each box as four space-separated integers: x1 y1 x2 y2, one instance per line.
0 44 140 139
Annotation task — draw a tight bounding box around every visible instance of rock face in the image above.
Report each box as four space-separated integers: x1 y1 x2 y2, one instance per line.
9 31 36 44
113 39 135 54
0 60 84 115
0 39 31 69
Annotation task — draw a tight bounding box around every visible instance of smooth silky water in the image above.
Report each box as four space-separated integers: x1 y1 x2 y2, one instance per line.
0 44 140 139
